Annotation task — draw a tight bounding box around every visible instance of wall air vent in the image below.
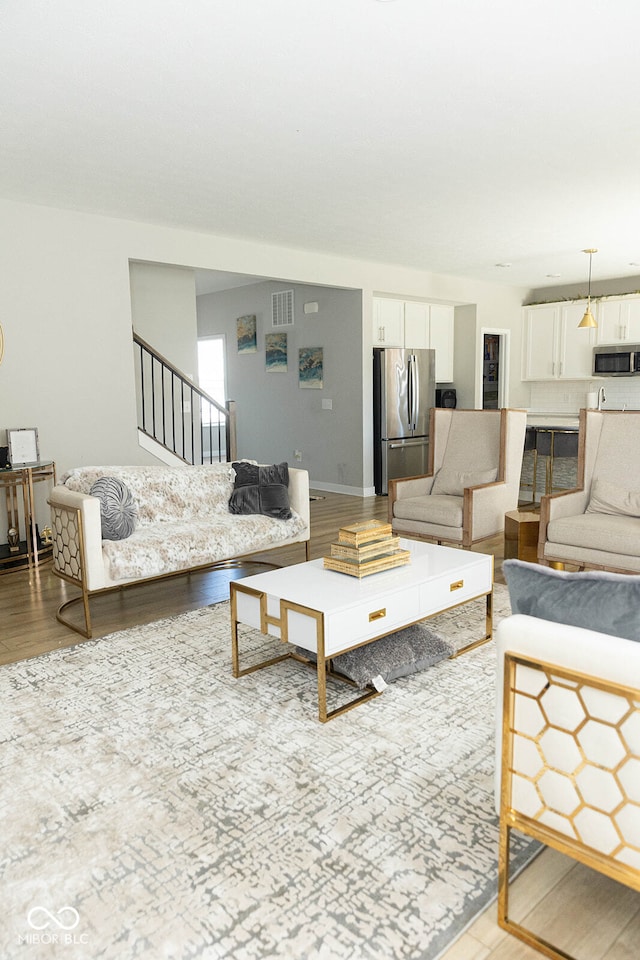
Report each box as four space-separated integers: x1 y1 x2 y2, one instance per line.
272 290 294 327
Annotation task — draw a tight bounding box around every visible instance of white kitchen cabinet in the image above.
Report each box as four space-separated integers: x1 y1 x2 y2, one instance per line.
403 301 430 350
372 298 404 346
373 298 454 381
596 296 640 344
522 301 595 380
428 304 455 382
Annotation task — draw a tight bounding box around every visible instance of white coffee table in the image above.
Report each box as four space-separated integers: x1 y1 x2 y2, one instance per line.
230 539 493 722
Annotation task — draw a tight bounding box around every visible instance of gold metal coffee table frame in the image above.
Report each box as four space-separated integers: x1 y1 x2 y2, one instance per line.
230 578 493 723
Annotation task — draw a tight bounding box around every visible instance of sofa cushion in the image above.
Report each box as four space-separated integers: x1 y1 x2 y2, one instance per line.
100 511 307 582
393 494 463 528
586 478 640 518
229 461 291 519
90 477 137 541
432 467 497 496
547 513 640 558
503 559 640 641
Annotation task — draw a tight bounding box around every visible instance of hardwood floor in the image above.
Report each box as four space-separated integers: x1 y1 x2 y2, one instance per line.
2 490 638 958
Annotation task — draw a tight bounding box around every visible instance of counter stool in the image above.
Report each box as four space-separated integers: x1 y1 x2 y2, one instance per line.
519 426 538 505
535 427 578 495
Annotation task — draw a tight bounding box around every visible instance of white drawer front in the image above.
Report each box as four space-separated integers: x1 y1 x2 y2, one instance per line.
323 587 420 656
419 565 491 616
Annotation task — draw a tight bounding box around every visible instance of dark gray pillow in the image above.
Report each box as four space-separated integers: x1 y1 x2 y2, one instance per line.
90 477 137 541
297 622 454 689
503 559 640 642
229 461 291 519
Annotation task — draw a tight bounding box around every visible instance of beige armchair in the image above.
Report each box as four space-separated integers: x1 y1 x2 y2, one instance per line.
539 410 640 573
388 408 527 548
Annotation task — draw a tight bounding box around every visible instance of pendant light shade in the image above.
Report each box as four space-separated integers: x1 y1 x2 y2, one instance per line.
578 248 598 328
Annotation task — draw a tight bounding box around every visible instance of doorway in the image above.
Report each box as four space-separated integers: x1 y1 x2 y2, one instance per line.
478 329 509 409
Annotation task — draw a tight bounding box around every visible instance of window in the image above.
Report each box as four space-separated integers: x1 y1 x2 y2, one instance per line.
198 336 227 424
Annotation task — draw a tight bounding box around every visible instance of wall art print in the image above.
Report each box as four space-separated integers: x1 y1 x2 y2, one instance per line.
298 346 323 389
236 314 257 354
265 332 288 372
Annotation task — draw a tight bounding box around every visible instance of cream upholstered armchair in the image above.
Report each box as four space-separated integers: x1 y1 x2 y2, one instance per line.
496 561 640 958
539 409 640 573
388 408 527 548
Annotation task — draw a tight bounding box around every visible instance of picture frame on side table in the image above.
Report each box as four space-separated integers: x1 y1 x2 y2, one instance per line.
7 427 40 465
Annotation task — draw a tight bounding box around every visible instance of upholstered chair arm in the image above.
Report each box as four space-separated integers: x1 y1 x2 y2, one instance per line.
388 474 435 523
393 474 435 499
464 480 511 543
48 485 106 591
538 487 589 555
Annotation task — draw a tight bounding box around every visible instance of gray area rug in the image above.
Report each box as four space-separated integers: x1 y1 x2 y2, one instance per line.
1 583 535 959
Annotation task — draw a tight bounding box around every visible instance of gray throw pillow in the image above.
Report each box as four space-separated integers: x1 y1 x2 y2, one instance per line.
503 559 640 642
90 476 137 541
297 622 454 689
229 461 291 519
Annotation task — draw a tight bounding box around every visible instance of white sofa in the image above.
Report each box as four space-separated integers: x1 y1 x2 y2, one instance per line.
49 462 310 637
495 560 640 955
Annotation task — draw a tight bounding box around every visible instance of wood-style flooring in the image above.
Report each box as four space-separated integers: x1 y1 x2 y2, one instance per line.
2 491 638 959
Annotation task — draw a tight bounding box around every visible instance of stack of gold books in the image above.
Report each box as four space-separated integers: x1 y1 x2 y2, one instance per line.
323 520 410 578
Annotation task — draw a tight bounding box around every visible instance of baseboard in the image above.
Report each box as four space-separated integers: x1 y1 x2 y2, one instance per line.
309 480 378 498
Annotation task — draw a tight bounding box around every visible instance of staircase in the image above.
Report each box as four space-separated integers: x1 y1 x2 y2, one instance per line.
133 334 237 465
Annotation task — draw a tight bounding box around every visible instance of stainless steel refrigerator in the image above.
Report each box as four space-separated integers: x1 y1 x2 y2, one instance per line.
373 347 436 495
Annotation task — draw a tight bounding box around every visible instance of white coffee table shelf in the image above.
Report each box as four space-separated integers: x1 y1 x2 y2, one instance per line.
230 539 493 722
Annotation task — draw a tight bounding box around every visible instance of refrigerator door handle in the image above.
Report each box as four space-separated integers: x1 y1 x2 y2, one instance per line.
411 354 419 428
408 354 418 431
388 438 429 449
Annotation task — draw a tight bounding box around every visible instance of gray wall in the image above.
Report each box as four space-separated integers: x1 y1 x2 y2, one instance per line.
197 281 364 492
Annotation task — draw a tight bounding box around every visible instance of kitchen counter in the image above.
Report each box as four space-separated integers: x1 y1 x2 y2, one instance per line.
526 412 579 429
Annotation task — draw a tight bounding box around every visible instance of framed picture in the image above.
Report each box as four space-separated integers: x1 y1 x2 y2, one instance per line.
265 332 287 372
236 314 257 354
298 347 323 389
7 427 40 465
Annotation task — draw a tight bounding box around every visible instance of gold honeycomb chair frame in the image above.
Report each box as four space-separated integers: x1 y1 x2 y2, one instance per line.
499 651 640 959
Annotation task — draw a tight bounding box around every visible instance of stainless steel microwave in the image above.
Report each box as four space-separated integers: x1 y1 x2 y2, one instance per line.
593 344 640 376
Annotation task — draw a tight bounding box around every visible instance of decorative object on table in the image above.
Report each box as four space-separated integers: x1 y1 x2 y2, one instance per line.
7 526 19 553
7 427 39 464
323 519 410 577
40 525 53 546
265 331 287 372
236 314 257 353
298 346 323 388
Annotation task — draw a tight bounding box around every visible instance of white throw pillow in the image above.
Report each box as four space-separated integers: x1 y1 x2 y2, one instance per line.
586 479 640 518
431 467 497 496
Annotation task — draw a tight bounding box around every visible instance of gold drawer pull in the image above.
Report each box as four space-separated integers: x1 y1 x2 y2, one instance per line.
450 580 464 591
369 608 386 622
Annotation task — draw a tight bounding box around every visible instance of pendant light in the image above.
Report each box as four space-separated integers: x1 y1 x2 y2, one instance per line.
578 248 598 328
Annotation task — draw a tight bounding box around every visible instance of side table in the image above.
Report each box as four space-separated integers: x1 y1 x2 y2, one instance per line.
0 460 57 572
504 509 540 564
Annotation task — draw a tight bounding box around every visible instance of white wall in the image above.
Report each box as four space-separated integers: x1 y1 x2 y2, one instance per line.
129 261 198 378
0 197 530 484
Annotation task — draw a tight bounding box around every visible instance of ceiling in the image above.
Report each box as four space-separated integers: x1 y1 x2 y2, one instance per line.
3 0 640 291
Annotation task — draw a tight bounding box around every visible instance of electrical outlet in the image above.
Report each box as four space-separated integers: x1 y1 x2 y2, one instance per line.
294 450 302 461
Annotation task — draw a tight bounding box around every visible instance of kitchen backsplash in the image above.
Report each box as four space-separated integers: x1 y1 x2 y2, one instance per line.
530 379 640 413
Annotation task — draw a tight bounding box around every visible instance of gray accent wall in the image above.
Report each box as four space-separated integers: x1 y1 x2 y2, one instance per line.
197 282 364 493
